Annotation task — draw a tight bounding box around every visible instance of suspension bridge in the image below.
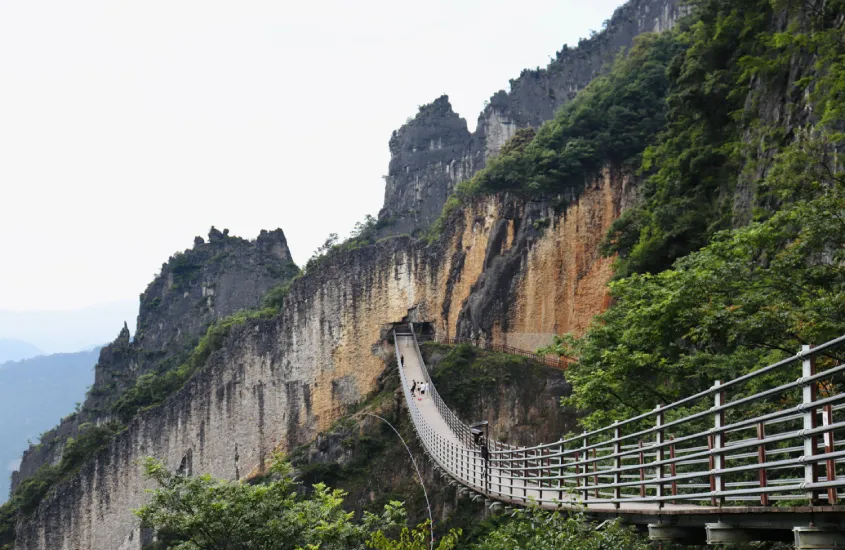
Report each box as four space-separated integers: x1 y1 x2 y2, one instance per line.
393 324 845 548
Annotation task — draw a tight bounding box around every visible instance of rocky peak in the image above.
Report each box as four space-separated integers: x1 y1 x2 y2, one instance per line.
11 227 299 493
379 96 472 236
377 0 684 238
136 227 296 353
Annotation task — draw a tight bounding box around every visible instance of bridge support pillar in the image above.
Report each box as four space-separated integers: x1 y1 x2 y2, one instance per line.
488 501 505 515
705 523 757 545
648 524 702 544
793 526 845 549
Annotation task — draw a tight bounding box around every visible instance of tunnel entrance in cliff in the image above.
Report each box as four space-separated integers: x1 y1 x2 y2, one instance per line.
380 320 435 344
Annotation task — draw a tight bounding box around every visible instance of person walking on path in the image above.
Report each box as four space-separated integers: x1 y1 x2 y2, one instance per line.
400 355 405 367
410 380 417 395
480 438 490 491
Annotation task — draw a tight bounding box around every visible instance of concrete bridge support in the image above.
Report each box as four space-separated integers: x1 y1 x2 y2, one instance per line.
648 523 703 545
793 526 845 549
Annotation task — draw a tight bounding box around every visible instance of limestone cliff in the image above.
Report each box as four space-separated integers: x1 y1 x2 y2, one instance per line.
13 166 627 549
11 228 297 494
377 0 683 237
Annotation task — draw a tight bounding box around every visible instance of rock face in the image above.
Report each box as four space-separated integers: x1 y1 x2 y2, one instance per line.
378 0 683 237
380 96 473 236
137 227 297 355
10 228 297 494
14 168 628 550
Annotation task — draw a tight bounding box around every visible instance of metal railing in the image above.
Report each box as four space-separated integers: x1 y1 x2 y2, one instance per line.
395 327 845 510
434 335 572 371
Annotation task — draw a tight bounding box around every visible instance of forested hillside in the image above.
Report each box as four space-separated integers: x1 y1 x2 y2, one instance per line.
449 0 845 428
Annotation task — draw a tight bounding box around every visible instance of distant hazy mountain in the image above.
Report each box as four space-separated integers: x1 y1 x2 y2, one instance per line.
0 349 99 503
0 301 137 354
0 339 42 364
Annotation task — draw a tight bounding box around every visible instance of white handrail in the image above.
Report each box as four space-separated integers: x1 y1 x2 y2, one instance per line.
393 326 845 509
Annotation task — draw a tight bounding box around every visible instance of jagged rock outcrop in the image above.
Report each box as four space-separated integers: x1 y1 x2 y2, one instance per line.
380 97 473 236
11 227 297 494
378 0 683 237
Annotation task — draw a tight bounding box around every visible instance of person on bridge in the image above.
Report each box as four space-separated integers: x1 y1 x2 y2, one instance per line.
480 438 490 491
410 380 417 395
400 355 405 367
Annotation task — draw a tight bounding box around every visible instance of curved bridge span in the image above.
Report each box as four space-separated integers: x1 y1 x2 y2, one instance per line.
393 325 845 547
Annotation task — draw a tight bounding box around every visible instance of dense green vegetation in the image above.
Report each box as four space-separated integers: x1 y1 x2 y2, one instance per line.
425 29 683 241
602 0 775 275
546 136 845 426
536 0 845 427
425 343 546 417
135 456 661 550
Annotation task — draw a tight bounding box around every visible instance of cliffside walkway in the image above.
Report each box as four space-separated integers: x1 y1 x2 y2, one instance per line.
394 325 845 547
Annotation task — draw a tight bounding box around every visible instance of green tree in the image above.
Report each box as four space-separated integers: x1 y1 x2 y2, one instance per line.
135 456 403 550
367 521 461 550
471 508 649 550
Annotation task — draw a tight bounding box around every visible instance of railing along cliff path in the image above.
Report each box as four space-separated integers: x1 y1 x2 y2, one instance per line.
394 325 845 547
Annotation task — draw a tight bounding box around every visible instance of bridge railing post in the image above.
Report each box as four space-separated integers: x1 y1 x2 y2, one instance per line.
757 422 769 506
712 380 725 507
582 431 589 503
802 344 819 505
656 404 664 508
557 440 564 504
638 440 645 498
669 435 677 504
613 421 621 508
823 403 837 504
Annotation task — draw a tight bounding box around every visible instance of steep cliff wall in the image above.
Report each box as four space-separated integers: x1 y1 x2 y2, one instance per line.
14 165 628 549
378 0 682 237
11 228 297 494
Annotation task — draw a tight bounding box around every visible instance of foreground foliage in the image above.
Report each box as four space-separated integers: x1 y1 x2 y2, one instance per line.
137 456 406 550
136 457 662 550
473 508 649 550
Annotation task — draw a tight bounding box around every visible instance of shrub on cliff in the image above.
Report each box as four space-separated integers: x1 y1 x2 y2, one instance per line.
112 308 277 422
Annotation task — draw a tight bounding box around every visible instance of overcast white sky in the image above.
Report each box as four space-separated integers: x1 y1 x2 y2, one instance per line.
1 0 624 316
